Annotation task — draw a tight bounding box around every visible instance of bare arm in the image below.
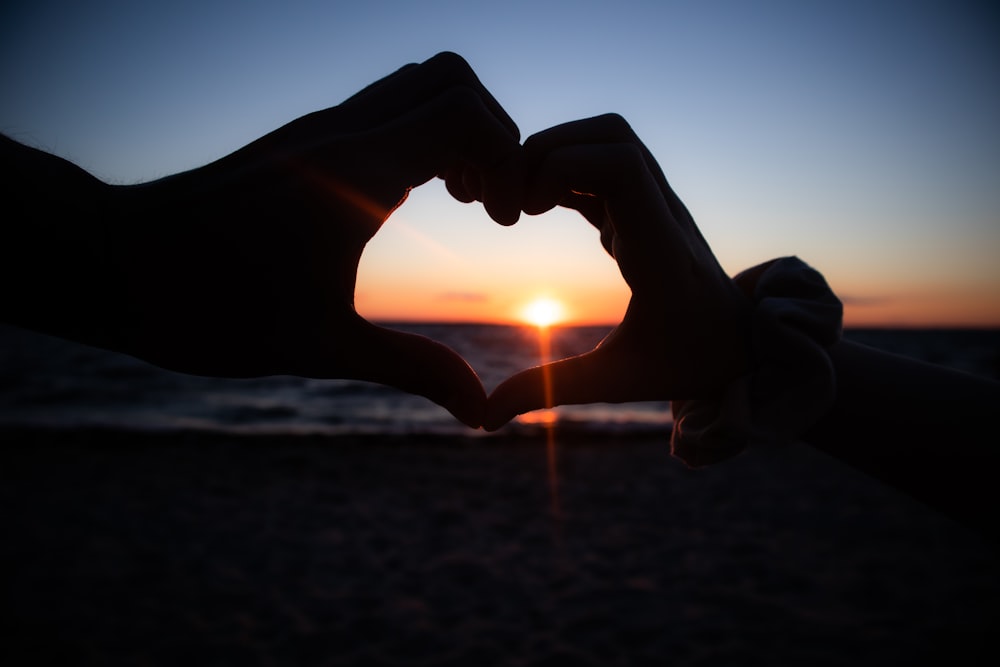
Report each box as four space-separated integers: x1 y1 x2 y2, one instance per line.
0 135 121 350
485 114 999 542
804 339 1000 542
1 52 523 427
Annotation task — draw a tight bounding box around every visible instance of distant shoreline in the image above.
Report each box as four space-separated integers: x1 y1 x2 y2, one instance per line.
373 320 1000 331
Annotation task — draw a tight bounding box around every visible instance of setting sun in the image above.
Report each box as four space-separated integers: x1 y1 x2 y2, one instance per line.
521 297 566 328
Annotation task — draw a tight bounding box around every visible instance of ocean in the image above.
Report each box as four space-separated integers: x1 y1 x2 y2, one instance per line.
2 323 998 437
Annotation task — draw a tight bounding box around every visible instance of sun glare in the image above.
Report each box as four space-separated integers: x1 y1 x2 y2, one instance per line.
521 297 565 328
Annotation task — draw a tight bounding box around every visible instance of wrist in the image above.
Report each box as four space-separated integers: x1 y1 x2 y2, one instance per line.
100 171 206 359
670 257 843 467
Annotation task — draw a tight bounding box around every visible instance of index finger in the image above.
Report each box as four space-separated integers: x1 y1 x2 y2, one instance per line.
336 52 520 141
523 114 696 234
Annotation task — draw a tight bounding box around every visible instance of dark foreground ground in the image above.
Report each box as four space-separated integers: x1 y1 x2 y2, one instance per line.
1 429 997 666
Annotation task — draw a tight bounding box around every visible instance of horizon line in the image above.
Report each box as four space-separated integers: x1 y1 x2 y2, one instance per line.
371 319 1000 331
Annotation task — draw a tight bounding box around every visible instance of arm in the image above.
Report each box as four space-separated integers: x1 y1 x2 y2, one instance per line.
1 52 523 427
804 339 1000 542
485 113 754 422
485 114 999 541
0 135 120 350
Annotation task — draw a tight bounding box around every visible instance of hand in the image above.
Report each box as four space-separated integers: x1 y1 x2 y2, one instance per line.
485 114 752 430
108 52 522 427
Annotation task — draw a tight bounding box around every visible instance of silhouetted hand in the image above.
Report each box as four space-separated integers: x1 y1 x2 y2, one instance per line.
485 114 751 430
108 52 522 427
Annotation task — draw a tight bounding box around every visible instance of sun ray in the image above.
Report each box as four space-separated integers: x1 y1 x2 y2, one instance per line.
515 295 568 522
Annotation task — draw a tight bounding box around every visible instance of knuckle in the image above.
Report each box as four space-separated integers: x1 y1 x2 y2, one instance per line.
426 51 474 80
597 112 634 134
597 113 642 146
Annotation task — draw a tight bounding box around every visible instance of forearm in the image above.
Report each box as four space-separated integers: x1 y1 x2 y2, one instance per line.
0 136 132 349
803 339 1000 542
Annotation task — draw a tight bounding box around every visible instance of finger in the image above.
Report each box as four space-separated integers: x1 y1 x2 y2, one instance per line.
343 322 488 429
524 136 661 223
545 190 609 238
480 149 523 226
521 189 613 258
529 137 727 289
524 114 640 164
338 63 419 107
445 156 523 225
530 142 678 254
523 114 644 212
363 85 522 224
524 142 702 309
441 166 476 203
483 345 654 431
524 114 695 232
337 52 519 141
461 165 483 202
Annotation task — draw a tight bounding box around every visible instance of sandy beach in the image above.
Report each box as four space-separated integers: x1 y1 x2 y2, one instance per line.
1 428 997 666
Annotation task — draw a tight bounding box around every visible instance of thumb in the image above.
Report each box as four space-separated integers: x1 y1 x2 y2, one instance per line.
484 349 621 431
349 323 487 428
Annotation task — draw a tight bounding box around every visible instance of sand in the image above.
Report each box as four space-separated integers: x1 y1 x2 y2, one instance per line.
1 428 997 666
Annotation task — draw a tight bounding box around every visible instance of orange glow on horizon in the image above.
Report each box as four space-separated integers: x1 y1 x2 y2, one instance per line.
355 280 629 327
356 281 1000 329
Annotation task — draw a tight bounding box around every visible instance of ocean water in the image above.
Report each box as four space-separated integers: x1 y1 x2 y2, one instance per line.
1 323 998 437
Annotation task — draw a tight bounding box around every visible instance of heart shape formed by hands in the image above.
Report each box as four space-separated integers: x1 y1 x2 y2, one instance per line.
112 52 522 425
113 53 751 434
480 114 754 430
353 106 752 432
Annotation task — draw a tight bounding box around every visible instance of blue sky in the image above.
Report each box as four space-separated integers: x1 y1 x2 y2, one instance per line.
3 0 998 325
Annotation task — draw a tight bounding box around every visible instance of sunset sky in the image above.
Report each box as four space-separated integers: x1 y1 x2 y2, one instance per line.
2 0 998 327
